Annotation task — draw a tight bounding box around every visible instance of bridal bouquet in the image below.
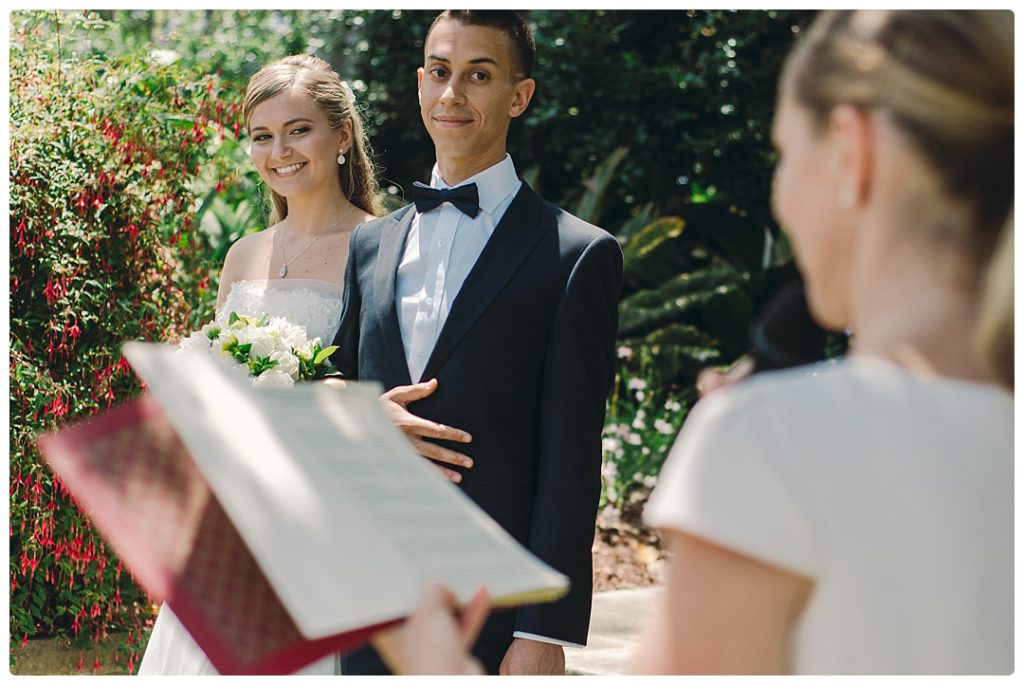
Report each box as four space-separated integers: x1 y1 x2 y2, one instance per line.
178 312 339 387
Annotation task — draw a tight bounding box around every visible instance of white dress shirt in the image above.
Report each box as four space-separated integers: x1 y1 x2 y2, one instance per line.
396 155 581 650
396 155 520 382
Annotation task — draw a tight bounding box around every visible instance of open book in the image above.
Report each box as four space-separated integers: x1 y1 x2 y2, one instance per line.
38 342 569 674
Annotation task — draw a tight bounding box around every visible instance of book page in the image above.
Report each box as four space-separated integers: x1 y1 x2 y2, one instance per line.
122 342 568 639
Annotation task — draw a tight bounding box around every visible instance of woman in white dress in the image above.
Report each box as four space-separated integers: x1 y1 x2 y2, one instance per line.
139 54 379 675
634 10 1013 675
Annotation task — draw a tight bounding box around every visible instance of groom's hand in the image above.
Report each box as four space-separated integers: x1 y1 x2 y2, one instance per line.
499 638 565 675
381 379 473 483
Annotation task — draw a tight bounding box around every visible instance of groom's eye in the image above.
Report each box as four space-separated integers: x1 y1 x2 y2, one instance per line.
469 71 490 82
429 67 449 79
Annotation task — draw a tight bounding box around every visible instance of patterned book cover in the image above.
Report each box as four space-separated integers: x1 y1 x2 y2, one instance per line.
38 397 395 674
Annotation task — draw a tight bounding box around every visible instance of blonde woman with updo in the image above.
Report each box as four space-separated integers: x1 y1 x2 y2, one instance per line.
139 54 380 675
637 10 1013 674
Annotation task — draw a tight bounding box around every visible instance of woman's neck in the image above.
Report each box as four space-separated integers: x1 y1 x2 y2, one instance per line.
282 187 356 236
848 250 983 382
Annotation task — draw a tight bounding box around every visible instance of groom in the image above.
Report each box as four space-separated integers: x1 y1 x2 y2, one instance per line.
332 10 622 675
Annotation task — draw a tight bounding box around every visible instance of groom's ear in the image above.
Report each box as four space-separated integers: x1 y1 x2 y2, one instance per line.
417 67 424 104
509 78 536 119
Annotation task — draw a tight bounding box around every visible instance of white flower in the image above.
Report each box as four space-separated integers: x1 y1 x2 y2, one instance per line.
655 418 675 435
632 416 646 430
233 326 275 361
635 390 645 402
269 316 308 351
627 377 647 391
602 437 622 454
177 330 212 353
616 346 634 360
253 369 294 388
625 432 643 446
293 338 320 362
643 474 658 488
213 334 237 360
601 461 618 479
664 399 682 412
641 446 651 456
270 349 301 380
150 49 180 66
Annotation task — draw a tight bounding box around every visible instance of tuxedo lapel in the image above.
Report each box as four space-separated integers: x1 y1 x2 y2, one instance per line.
419 183 548 382
372 205 415 386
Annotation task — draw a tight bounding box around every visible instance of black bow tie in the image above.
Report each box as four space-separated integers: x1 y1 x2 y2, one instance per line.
412 181 480 218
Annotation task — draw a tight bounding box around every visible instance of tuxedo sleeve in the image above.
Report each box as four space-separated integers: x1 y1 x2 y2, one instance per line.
513 232 623 644
330 225 362 380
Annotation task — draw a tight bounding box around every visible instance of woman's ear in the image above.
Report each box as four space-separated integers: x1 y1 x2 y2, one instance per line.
829 104 873 209
337 118 354 155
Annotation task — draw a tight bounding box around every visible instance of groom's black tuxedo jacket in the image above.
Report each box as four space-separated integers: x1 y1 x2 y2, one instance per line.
331 181 622 646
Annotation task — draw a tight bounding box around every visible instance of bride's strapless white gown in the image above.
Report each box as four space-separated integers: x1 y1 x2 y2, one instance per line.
138 279 344 676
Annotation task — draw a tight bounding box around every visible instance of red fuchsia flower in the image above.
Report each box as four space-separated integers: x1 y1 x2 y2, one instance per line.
43 278 59 304
20 634 27 649
76 657 83 672
66 320 81 341
93 658 102 673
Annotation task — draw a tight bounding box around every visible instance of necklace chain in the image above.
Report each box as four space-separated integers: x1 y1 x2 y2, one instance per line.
278 204 356 278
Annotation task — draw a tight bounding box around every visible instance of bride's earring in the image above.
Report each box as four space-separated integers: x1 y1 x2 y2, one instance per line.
337 152 346 166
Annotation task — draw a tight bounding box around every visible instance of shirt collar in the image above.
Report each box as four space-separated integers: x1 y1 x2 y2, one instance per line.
429 154 519 215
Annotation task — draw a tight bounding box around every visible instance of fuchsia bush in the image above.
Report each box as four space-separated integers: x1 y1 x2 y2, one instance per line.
10 12 241 671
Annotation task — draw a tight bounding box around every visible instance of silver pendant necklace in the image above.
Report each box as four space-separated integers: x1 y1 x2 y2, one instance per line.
277 205 355 278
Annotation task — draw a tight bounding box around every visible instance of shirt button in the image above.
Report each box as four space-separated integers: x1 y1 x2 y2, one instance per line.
438 239 447 247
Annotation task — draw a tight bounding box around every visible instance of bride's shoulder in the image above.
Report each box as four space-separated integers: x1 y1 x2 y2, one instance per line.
227 227 275 257
225 230 274 268
220 228 274 284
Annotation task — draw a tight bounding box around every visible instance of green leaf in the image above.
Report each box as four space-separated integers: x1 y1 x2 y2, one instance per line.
228 311 240 325
313 345 338 366
231 342 252 363
249 355 278 376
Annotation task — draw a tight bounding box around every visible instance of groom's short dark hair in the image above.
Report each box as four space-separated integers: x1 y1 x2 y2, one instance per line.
427 10 536 79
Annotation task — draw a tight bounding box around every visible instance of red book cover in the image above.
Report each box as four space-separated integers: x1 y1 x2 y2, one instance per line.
38 397 396 675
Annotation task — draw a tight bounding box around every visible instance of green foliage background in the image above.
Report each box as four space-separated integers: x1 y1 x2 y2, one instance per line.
10 9 814 669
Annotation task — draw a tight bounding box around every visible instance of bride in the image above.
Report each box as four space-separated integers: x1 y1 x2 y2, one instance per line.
138 54 379 675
